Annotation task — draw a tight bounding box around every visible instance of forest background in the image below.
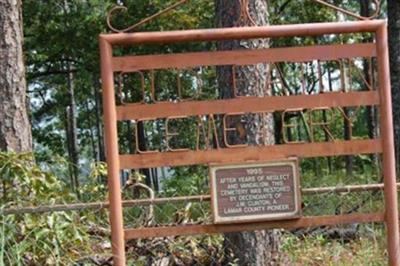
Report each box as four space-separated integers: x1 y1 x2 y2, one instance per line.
1 0 400 265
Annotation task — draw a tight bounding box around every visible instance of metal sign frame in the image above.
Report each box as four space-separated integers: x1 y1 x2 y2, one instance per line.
210 159 301 224
99 20 399 266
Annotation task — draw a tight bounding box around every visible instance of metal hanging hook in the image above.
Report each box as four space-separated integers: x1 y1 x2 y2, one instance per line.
312 0 381 20
107 0 189 33
107 0 381 33
236 0 257 26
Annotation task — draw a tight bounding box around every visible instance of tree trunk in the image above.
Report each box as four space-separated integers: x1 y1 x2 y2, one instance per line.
323 110 333 174
65 109 75 190
343 107 354 177
360 0 379 168
343 62 353 177
0 0 32 152
388 0 400 174
66 65 80 198
93 77 105 162
215 0 282 264
137 121 152 187
319 64 334 174
85 99 98 161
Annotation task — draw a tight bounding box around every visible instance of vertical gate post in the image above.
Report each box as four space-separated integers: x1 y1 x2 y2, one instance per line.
376 22 400 266
99 36 126 266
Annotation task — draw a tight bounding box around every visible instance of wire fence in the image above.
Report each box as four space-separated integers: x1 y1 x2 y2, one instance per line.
1 177 393 265
1 183 396 216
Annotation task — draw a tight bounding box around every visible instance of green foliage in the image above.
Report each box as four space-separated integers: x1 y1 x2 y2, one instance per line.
162 166 210 196
80 161 108 200
0 152 74 205
0 152 109 265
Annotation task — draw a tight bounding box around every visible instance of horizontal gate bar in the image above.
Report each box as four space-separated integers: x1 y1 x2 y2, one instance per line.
119 139 382 169
113 43 376 72
124 212 385 239
117 91 379 120
100 20 385 45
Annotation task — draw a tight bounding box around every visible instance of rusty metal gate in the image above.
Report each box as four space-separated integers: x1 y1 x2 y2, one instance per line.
99 20 399 265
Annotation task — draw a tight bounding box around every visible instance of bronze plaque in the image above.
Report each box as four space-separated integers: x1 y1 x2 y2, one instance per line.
210 160 301 224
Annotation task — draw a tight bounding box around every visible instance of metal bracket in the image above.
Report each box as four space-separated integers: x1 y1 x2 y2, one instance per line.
107 0 188 33
313 0 380 20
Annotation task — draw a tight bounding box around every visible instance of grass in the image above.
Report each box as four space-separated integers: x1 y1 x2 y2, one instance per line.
282 228 387 265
